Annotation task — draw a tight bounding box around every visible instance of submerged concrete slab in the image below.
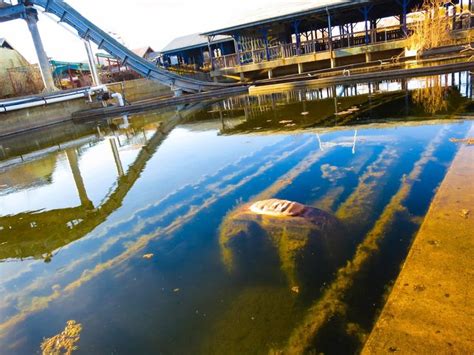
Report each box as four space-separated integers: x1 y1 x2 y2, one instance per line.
363 124 474 354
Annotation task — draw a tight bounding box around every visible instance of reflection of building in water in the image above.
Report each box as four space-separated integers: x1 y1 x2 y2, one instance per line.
410 74 471 114
316 130 358 154
0 105 201 262
209 71 474 120
209 72 474 137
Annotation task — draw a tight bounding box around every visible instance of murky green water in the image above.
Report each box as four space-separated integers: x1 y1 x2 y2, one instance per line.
0 73 473 354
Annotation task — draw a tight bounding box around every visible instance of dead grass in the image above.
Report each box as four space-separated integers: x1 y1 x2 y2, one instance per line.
407 0 454 54
40 320 82 355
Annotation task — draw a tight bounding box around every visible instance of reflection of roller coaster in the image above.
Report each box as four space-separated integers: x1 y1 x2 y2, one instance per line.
0 103 203 261
0 0 234 93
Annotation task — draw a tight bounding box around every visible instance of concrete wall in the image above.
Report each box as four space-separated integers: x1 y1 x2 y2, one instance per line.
106 78 172 102
0 98 101 137
0 78 172 137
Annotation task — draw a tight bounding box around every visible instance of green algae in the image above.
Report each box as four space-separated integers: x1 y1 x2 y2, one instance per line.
200 286 301 355
279 128 448 354
40 320 82 355
219 202 345 290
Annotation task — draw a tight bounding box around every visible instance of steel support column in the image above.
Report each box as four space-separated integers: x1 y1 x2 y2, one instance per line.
199 47 204 66
326 8 335 68
260 28 270 60
232 33 242 65
359 5 373 45
453 2 457 28
25 8 57 92
84 39 100 86
207 36 214 70
292 20 301 55
396 0 411 36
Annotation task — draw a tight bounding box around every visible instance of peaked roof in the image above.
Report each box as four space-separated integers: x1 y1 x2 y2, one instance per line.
132 46 155 58
202 0 368 35
0 38 14 50
161 33 231 54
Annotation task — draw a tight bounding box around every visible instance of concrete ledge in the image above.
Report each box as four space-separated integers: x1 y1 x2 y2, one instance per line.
248 61 474 95
71 86 249 121
0 78 174 137
0 97 99 137
363 124 474 354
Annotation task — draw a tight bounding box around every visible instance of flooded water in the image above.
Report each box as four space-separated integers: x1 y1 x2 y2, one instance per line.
0 72 473 354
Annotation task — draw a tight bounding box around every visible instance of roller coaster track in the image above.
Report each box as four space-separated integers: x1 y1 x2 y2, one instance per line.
4 0 235 93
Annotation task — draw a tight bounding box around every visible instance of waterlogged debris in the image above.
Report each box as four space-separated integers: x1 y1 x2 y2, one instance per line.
40 320 82 355
249 199 307 217
459 209 470 219
413 284 426 292
220 199 345 288
281 131 446 353
336 106 360 116
43 253 53 263
449 137 474 145
346 322 368 344
291 286 300 294
143 253 154 259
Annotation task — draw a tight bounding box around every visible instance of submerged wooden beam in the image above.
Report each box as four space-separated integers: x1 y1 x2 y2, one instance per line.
278 125 450 354
363 124 474 354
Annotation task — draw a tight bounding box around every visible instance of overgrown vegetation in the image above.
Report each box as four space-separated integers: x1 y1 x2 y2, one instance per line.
41 320 82 355
407 0 454 54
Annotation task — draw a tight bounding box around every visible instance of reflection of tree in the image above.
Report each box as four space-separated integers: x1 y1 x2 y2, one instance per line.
412 76 449 114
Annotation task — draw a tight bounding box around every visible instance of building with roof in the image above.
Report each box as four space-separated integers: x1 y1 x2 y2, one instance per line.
0 37 44 97
191 0 470 80
132 46 160 61
0 37 14 49
161 33 234 69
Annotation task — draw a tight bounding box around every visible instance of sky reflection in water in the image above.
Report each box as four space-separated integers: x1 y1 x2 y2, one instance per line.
0 73 472 354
